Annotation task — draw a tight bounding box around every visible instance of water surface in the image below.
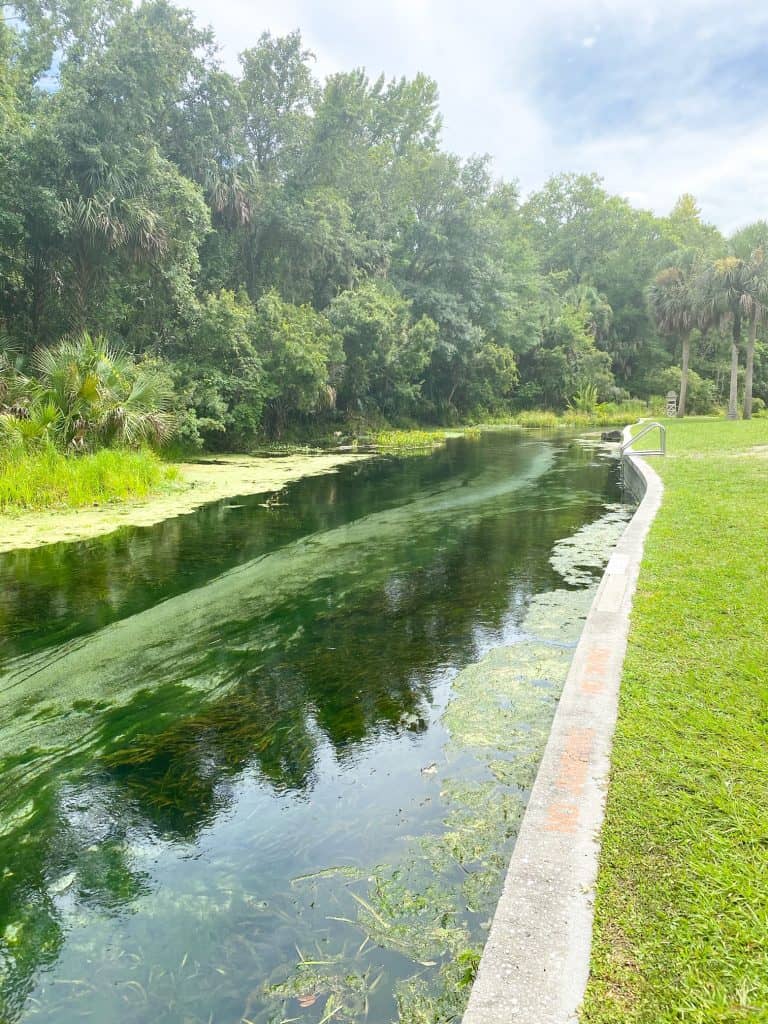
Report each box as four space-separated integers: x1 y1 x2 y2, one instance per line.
0 431 628 1023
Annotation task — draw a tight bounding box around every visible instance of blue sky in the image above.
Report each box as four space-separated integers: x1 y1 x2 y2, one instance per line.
182 0 768 232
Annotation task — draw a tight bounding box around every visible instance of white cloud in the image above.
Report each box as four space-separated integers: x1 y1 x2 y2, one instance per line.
574 123 768 233
182 0 768 231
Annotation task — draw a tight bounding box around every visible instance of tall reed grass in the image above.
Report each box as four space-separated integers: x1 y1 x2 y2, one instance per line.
0 447 179 512
484 401 653 429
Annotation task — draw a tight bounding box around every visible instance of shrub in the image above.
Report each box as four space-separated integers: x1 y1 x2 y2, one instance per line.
0 334 174 454
568 381 600 413
653 367 718 415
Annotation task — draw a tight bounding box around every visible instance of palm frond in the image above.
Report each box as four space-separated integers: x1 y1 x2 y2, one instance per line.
20 333 176 453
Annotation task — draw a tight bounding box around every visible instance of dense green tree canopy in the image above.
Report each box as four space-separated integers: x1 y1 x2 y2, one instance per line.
0 0 764 445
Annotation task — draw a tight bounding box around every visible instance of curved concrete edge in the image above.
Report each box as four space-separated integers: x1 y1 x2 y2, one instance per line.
463 426 663 1024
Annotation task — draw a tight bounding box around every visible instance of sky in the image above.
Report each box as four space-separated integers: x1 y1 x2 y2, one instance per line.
181 0 768 233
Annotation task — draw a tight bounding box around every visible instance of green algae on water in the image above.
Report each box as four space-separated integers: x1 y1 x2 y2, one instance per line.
549 503 632 586
443 643 572 750
0 433 630 1024
522 587 596 643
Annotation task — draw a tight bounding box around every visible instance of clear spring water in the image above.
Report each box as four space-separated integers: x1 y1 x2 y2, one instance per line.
0 431 630 1024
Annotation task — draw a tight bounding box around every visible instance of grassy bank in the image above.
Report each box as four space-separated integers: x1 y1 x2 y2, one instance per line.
583 418 768 1023
491 403 651 429
0 448 179 512
335 409 646 453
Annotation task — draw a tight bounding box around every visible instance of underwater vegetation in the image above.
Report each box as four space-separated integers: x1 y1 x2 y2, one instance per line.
262 503 630 1024
0 433 630 1023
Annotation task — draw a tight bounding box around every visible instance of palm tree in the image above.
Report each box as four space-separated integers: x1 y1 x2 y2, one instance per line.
564 284 613 346
697 257 756 420
0 346 30 417
740 248 768 419
646 252 700 417
60 160 169 329
31 333 174 450
731 223 768 419
205 163 258 227
0 345 60 452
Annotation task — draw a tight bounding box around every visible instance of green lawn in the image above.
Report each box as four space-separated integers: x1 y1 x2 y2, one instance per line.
583 418 768 1024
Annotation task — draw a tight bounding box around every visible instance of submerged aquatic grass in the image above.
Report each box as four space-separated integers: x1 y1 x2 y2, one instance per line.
266 500 632 1024
0 433 630 1024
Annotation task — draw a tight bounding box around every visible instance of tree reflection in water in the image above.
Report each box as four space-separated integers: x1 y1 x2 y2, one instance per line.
0 433 625 1023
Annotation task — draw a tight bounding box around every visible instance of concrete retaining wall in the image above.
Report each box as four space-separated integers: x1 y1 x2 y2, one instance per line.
463 429 663 1024
620 447 648 505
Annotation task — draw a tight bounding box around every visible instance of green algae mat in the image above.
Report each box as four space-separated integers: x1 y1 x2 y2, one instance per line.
0 432 631 1024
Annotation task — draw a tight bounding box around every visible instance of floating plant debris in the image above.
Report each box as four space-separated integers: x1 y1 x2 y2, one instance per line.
521 587 596 643
549 503 632 586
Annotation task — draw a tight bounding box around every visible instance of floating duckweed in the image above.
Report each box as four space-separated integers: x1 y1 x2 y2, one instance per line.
394 949 482 1024
354 874 469 962
487 754 542 790
421 782 522 879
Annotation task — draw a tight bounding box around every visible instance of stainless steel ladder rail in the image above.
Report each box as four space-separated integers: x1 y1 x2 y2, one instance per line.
620 420 666 457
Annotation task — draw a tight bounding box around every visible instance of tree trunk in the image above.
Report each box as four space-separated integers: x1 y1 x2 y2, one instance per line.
727 315 741 420
743 315 757 420
73 248 93 333
678 333 691 417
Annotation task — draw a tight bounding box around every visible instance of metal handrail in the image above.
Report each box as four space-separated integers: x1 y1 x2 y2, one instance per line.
620 421 666 457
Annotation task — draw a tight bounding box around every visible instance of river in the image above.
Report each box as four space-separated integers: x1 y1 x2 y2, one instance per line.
0 431 629 1024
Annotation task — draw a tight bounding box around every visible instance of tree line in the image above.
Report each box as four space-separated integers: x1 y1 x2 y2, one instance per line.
1 0 766 451
647 235 768 419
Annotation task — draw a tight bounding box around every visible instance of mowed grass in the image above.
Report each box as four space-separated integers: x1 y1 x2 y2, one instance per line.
0 447 180 512
582 417 768 1024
